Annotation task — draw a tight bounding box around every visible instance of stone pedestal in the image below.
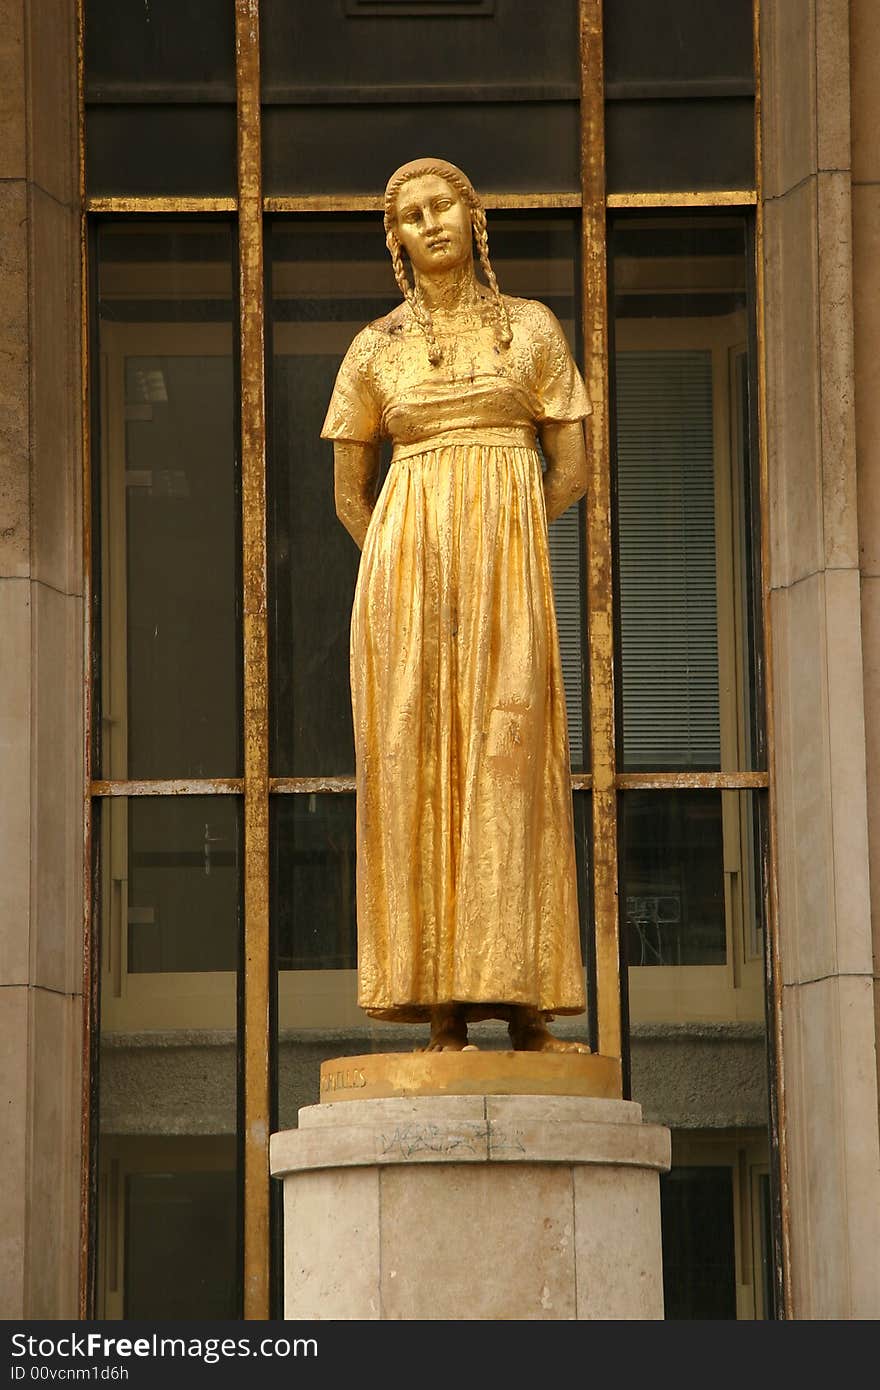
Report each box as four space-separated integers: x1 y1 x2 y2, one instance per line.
270 1078 671 1320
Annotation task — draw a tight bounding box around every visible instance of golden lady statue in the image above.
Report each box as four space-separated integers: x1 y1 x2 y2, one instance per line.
323 159 591 1053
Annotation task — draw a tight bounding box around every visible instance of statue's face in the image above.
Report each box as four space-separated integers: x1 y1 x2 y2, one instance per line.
393 174 473 276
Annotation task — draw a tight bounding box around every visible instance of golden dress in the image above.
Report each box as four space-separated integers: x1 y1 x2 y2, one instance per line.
322 293 590 1021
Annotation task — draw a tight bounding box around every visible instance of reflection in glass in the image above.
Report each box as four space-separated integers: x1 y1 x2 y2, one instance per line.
272 794 357 971
611 215 761 772
97 223 240 779
125 1164 238 1319
661 1166 737 1320
268 213 587 774
97 796 241 1318
126 797 240 973
622 791 726 967
624 791 775 1317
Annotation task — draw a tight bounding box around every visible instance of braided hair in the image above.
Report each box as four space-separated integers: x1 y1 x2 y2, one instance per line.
383 158 513 367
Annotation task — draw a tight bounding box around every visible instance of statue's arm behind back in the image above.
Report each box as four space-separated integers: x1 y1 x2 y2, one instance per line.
334 440 382 550
539 419 588 525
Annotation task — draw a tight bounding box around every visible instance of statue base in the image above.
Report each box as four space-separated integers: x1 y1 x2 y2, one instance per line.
318 1048 621 1101
271 1086 671 1320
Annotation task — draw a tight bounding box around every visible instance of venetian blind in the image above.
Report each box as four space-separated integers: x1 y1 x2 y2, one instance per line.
616 349 720 768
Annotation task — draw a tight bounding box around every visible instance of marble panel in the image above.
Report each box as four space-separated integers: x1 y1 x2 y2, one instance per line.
823 568 873 976
817 173 858 568
0 987 28 1317
24 0 77 206
860 576 880 958
815 0 852 171
282 1167 380 1320
574 1166 664 1319
0 0 25 178
853 185 880 575
764 180 823 589
29 189 81 596
379 1164 576 1320
850 0 880 183
770 577 835 985
760 0 817 200
25 987 82 1317
782 977 880 1318
0 579 31 984
31 582 83 994
0 179 30 578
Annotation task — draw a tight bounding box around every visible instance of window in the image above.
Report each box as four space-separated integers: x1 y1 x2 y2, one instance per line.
85 0 779 1319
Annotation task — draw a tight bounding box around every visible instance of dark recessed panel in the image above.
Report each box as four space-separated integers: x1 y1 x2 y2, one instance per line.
605 99 755 193
261 0 577 97
84 0 235 99
604 0 753 93
86 106 237 197
263 102 580 196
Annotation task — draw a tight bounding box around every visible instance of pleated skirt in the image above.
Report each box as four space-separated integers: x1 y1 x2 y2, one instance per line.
351 443 585 1021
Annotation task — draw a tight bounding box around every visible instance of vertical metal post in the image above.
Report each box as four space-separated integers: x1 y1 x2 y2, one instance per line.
580 0 622 1069
235 0 271 1320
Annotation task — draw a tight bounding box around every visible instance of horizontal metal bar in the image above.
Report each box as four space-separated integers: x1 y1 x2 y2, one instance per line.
605 78 755 102
607 190 757 208
85 82 237 104
86 197 237 213
261 82 579 105
90 779 244 796
270 776 356 794
264 191 582 214
616 771 769 790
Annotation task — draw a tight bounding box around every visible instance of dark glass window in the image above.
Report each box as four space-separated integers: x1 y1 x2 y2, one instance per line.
661 1166 737 1319
96 223 241 780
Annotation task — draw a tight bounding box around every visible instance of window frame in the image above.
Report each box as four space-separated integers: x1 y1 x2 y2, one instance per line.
81 0 783 1320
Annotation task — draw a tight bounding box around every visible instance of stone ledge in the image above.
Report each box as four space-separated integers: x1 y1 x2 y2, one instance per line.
271 1094 670 1177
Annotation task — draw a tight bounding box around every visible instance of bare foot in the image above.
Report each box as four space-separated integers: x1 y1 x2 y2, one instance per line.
508 1007 590 1054
423 1005 469 1052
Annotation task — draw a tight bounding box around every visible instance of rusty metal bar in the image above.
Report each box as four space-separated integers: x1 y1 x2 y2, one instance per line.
91 779 244 797
268 775 594 795
76 0 94 1321
269 776 357 795
581 0 621 1071
616 771 769 790
753 0 792 1320
264 191 583 213
607 190 757 208
86 197 238 214
236 0 271 1321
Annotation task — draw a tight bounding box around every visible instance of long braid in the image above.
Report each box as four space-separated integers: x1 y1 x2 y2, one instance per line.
383 157 513 366
471 204 513 349
386 230 442 366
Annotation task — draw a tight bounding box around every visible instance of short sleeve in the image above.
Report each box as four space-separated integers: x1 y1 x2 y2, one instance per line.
320 330 382 443
532 304 591 423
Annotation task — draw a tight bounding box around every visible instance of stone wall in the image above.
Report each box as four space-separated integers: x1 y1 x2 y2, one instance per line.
761 0 880 1319
0 0 83 1319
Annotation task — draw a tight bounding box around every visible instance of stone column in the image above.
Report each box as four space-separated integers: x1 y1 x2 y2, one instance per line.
0 0 83 1317
271 1094 670 1321
761 0 880 1318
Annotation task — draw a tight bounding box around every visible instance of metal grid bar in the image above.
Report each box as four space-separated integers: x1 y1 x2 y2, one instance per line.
86 197 238 213
90 779 244 797
581 0 621 1070
616 772 770 790
235 0 271 1322
607 190 757 207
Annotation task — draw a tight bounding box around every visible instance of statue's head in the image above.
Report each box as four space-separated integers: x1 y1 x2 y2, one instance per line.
383 158 481 250
382 157 511 365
